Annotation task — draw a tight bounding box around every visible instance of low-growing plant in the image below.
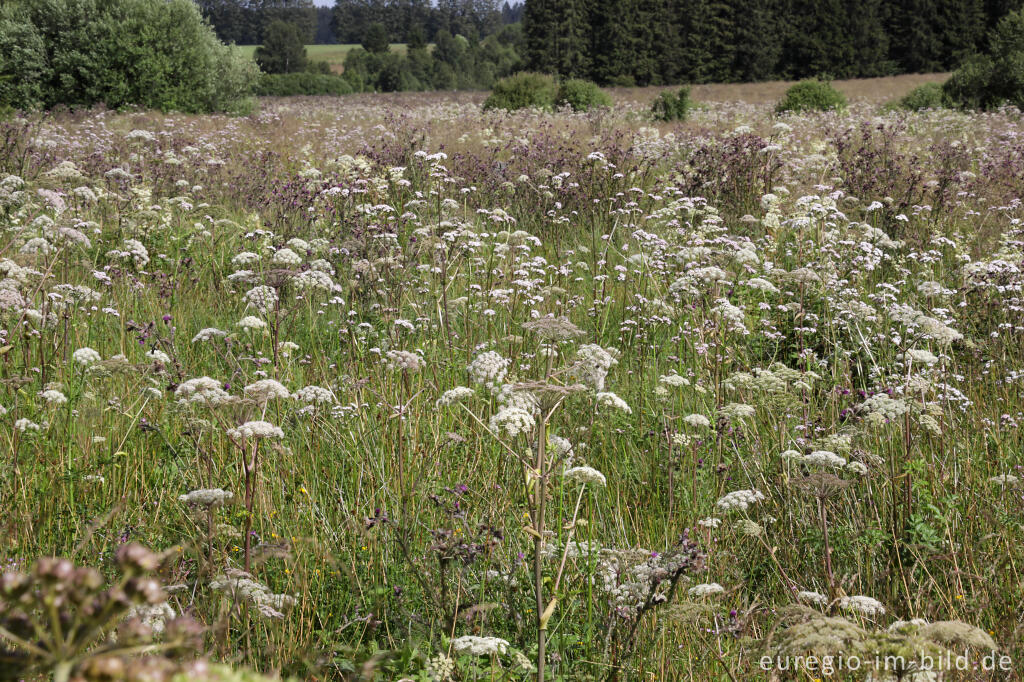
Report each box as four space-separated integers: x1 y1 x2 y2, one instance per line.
651 86 692 121
482 72 558 111
776 79 847 114
943 9 1024 110
896 82 949 111
255 72 353 97
556 78 612 111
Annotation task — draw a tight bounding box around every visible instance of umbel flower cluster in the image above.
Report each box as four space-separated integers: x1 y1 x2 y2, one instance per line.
0 544 202 682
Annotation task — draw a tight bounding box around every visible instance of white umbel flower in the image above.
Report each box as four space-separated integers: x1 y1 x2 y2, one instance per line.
489 406 535 438
596 391 632 414
715 489 765 512
468 351 509 391
564 466 607 487
244 379 291 403
73 347 102 367
437 386 476 407
839 595 886 617
227 420 284 440
688 582 725 598
178 489 234 508
450 635 509 656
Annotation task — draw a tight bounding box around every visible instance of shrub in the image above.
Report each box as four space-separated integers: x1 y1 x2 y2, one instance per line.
896 82 949 111
255 72 353 97
775 79 847 114
943 9 1024 110
556 79 612 111
0 0 257 114
651 86 692 121
254 19 308 74
482 72 558 111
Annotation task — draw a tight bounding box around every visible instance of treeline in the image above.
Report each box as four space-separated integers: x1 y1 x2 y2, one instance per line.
524 0 1024 85
332 0 522 44
197 0 317 44
342 25 522 91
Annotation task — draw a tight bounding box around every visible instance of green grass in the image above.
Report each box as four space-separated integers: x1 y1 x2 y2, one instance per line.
234 43 411 68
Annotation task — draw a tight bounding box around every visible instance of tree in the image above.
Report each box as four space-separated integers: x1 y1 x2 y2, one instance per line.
255 19 308 73
0 0 257 113
362 22 391 53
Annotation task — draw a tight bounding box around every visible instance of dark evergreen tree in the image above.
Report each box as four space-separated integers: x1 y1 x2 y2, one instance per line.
362 22 391 52
255 19 308 73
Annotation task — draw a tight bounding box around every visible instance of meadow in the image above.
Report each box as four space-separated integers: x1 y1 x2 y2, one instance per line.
1 75 1023 680
233 44 413 72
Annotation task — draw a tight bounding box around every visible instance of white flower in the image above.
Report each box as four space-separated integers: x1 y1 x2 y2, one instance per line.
683 414 711 428
244 285 278 314
839 595 886 617
178 489 234 508
596 391 632 414
293 385 335 405
437 386 476 407
192 327 228 343
386 349 422 372
688 582 724 598
659 373 690 388
450 635 509 656
227 420 284 440
271 248 302 266
15 418 41 432
243 379 291 403
175 377 233 407
697 517 721 529
39 389 67 405
719 403 755 420
232 251 261 266
73 347 102 366
573 344 618 390
564 466 607 487
489 406 535 438
468 351 509 391
804 450 847 468
715 489 765 512
237 315 267 331
797 590 828 605
145 349 170 364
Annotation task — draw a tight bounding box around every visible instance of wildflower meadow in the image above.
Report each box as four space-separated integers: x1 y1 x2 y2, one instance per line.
1 83 1023 680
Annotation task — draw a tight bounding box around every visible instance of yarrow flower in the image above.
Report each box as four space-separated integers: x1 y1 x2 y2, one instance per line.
683 414 711 428
293 385 335 405
237 315 267 331
175 377 233 407
39 389 67 405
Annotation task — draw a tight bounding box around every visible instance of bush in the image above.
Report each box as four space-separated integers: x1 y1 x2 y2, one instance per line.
556 79 612 111
651 86 692 121
895 82 949 111
482 72 558 111
255 72 353 97
943 9 1024 110
255 19 308 74
775 79 847 114
0 0 257 114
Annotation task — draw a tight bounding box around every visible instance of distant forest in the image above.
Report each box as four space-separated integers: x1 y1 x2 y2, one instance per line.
523 0 1024 84
196 1 522 46
196 0 1024 88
